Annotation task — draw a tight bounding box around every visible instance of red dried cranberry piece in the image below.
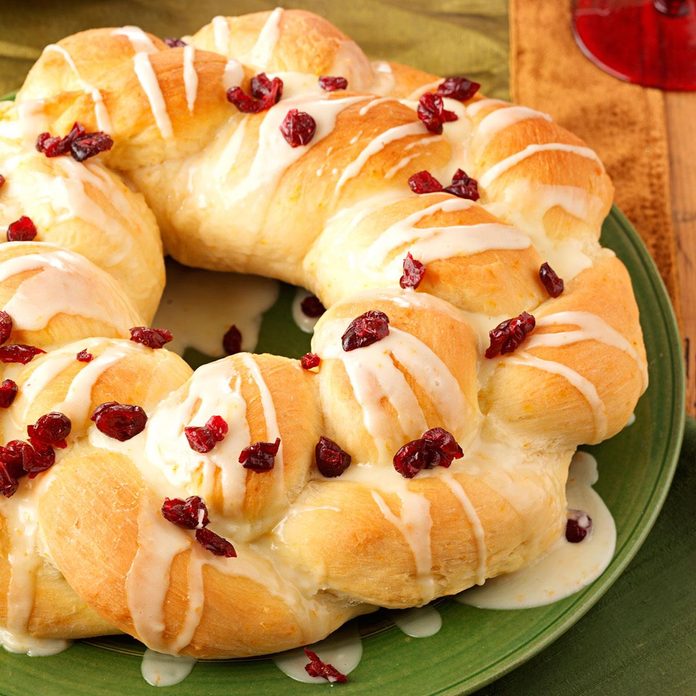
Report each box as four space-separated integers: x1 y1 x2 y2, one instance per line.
408 170 443 194
315 436 351 477
0 344 45 364
300 295 325 318
239 437 281 472
76 349 94 362
393 427 463 478
36 122 85 158
25 443 55 478
129 326 173 349
400 253 426 289
222 325 242 355
566 509 593 543
444 168 479 201
417 93 458 134
0 462 19 497
206 415 228 442
0 440 33 480
7 216 37 242
226 73 283 113
27 412 71 449
164 37 187 47
0 174 5 189
91 401 147 441
435 76 481 102
70 132 114 162
300 352 321 370
185 425 216 453
318 75 348 91
0 379 17 408
341 310 390 352
485 311 536 359
195 527 237 557
0 311 12 345
162 496 209 530
303 648 347 684
539 262 565 298
280 109 317 147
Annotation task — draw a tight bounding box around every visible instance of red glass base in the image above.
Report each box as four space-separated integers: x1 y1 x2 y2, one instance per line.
573 0 696 90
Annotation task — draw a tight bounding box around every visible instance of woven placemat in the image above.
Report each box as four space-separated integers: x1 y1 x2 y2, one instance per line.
509 0 681 324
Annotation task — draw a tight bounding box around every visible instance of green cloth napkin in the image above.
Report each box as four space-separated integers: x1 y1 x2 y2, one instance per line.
0 1 693 693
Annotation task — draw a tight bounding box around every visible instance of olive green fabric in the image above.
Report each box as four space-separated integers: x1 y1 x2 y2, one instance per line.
0 1 693 694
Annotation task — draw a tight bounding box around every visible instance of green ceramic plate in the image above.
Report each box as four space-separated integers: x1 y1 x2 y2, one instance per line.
0 205 684 695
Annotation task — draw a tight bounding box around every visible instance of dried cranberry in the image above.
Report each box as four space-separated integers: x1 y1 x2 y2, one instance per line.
76 349 94 362
300 352 321 370
239 437 281 472
0 174 5 189
7 216 37 242
435 76 481 102
161 496 209 530
0 311 12 344
318 75 348 91
222 325 242 355
36 122 112 162
27 412 71 449
226 73 283 113
91 401 147 441
393 427 464 478
315 436 351 477
0 379 17 408
185 416 227 453
417 93 458 134
408 170 443 194
280 109 317 147
129 326 173 349
0 463 18 497
400 253 425 289
0 440 33 480
25 444 55 478
300 295 325 318
195 527 237 557
341 310 390 352
485 311 536 359
539 262 564 298
206 415 228 442
164 37 187 47
443 169 479 201
566 509 593 543
0 344 45 364
303 648 347 684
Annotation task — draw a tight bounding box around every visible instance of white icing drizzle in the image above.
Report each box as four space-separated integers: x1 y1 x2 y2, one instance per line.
358 97 396 117
42 45 112 132
291 288 321 334
0 247 136 334
508 351 608 440
458 451 616 608
141 649 196 687
14 100 49 142
441 475 487 585
475 105 552 144
405 79 443 101
363 197 531 279
112 26 158 54
243 7 283 68
212 16 230 55
314 321 467 462
0 629 70 657
529 311 648 389
222 59 244 89
465 98 507 118
335 122 427 195
390 605 442 638
479 143 602 190
182 45 198 113
372 489 435 601
133 52 173 139
370 61 396 96
272 625 362 684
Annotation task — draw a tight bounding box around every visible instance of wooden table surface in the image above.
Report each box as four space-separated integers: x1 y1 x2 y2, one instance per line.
666 92 696 417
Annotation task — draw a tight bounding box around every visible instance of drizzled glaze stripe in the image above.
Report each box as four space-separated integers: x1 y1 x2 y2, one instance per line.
182 45 198 113
133 52 173 139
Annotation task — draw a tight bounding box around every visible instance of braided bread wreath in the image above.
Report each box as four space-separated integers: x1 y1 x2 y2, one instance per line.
0 5 646 680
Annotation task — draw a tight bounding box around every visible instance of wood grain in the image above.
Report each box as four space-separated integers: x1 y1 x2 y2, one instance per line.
665 92 696 417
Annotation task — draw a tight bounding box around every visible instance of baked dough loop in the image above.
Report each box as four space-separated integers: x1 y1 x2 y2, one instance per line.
0 8 645 658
